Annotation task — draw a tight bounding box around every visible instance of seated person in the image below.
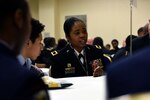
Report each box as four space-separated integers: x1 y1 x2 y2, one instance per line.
35 37 56 68
113 35 137 62
56 38 68 51
109 39 120 57
50 17 107 78
132 21 150 53
92 36 110 55
18 18 45 77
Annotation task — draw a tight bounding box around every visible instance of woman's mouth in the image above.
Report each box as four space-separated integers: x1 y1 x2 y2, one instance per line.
80 39 86 45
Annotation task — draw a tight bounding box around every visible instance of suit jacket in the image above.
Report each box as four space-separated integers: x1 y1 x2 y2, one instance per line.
35 47 55 68
0 44 49 100
50 44 105 78
107 46 150 98
132 34 150 53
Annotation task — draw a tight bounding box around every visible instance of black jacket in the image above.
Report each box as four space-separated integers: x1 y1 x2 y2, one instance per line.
50 44 106 78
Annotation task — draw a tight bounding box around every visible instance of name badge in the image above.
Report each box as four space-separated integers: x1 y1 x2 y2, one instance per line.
65 63 75 74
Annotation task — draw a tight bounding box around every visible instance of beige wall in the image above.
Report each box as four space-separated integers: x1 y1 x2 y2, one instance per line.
28 0 39 19
29 0 150 46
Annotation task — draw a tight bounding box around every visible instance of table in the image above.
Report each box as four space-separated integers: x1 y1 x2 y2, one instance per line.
48 76 106 100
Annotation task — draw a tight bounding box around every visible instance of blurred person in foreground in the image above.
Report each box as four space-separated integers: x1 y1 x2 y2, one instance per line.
0 0 49 100
106 22 150 99
50 17 106 78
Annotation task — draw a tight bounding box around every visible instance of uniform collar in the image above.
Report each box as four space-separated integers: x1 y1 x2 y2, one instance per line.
69 43 84 56
17 55 32 70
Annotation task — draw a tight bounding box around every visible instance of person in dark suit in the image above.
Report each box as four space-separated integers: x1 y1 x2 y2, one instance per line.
0 0 49 100
132 33 150 53
92 36 110 55
132 21 150 53
50 17 106 78
113 35 137 62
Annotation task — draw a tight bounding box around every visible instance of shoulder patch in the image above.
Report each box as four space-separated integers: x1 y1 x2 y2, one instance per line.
51 50 58 56
95 45 102 49
103 54 112 62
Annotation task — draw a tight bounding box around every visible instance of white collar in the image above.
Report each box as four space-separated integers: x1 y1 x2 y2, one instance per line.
17 54 32 70
74 49 84 56
69 43 84 56
17 54 25 66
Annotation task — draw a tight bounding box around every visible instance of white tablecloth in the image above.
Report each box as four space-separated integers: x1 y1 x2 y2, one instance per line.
48 76 106 100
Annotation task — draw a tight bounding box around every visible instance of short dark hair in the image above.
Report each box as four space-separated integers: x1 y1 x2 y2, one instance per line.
137 27 144 34
30 18 45 43
63 17 85 37
43 37 56 48
111 39 119 44
93 37 104 47
125 35 137 51
57 39 67 50
0 0 29 31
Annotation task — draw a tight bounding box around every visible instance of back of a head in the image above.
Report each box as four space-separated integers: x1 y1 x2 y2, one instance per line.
0 0 29 32
57 39 68 50
0 0 30 56
125 35 137 47
93 37 104 47
125 35 137 51
63 17 85 37
44 37 56 48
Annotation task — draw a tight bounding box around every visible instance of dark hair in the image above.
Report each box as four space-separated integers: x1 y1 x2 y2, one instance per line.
63 17 85 37
57 39 67 50
137 27 144 34
125 35 137 51
93 37 104 47
111 39 119 44
43 37 56 48
0 0 29 31
30 18 45 43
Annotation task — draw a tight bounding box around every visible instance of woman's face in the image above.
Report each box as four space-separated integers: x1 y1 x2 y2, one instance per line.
67 21 88 52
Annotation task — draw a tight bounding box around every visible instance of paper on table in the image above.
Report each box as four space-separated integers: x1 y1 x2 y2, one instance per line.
41 76 73 89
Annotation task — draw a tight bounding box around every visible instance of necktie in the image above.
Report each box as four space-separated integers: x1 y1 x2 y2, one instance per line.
78 54 85 65
78 53 89 75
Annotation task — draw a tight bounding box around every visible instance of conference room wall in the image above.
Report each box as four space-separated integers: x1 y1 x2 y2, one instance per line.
29 0 39 19
29 0 150 46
